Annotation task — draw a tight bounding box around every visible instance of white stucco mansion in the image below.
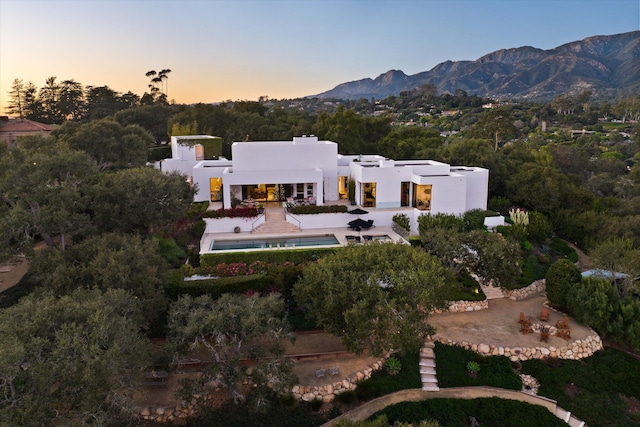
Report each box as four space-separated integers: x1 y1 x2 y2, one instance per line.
161 135 489 215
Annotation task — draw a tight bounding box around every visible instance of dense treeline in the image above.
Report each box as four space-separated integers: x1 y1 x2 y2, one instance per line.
2 75 640 424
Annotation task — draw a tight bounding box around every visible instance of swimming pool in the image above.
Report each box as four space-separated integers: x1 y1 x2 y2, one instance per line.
209 234 340 251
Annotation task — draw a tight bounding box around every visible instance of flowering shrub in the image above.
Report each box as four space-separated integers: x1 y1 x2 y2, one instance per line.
202 207 259 219
509 207 529 226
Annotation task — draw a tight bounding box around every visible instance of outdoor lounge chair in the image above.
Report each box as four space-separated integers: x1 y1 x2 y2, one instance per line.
315 368 325 378
556 316 569 329
329 366 340 376
540 308 549 322
360 219 374 230
520 317 533 334
518 312 527 324
557 327 571 340
540 326 550 342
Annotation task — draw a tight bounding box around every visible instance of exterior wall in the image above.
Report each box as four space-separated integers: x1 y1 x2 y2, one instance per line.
170 135 222 161
453 167 489 211
413 173 467 215
163 135 488 213
192 162 231 202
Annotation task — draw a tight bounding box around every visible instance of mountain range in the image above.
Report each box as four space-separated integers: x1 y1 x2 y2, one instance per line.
309 31 639 101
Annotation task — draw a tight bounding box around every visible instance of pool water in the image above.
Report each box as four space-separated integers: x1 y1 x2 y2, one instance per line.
210 234 339 251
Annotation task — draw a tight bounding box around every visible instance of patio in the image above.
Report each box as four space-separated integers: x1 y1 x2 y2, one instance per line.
428 294 595 349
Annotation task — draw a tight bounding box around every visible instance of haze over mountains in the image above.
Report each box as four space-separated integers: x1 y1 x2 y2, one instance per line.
310 31 639 101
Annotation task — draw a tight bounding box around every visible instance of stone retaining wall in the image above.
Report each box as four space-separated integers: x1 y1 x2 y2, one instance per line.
434 299 489 314
503 279 545 301
437 334 603 361
138 403 197 423
292 359 385 403
136 359 386 422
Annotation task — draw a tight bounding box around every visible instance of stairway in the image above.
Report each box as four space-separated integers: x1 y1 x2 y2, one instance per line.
480 284 504 300
420 341 439 391
251 207 300 234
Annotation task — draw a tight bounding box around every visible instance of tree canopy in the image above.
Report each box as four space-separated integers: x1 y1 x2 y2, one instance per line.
293 242 450 356
168 293 296 406
83 167 194 234
0 143 97 258
0 288 150 426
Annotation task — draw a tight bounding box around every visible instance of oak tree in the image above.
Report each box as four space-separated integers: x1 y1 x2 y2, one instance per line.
293 242 450 356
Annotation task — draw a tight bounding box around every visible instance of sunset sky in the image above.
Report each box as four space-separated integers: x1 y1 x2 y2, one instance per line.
1 0 638 115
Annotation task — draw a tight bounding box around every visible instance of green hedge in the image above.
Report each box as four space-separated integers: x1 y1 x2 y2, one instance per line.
290 205 348 214
521 348 640 427
372 398 568 426
147 145 171 162
200 247 338 267
355 351 421 401
164 272 273 300
434 342 521 390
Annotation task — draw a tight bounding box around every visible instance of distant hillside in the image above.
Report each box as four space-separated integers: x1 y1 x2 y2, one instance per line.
310 31 640 101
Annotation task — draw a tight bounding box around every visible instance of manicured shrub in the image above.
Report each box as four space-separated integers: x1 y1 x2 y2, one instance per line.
373 398 568 427
462 209 498 232
291 205 348 214
336 390 358 404
147 145 171 161
355 351 421 400
165 274 273 300
488 196 511 214
185 391 334 426
392 213 410 232
545 259 581 307
434 342 521 390
202 207 258 218
521 348 640 427
200 247 338 267
310 397 323 412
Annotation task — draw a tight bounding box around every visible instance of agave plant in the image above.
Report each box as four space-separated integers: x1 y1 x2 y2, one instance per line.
385 357 402 375
466 361 481 378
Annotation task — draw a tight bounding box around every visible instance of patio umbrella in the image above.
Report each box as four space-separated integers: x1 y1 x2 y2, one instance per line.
348 208 369 216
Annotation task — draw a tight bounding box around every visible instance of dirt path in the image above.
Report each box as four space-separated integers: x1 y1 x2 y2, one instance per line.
567 242 591 272
0 257 29 293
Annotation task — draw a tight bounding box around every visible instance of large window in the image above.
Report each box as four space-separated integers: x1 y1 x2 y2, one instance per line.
412 184 431 211
362 182 376 207
338 176 348 199
401 182 410 207
195 145 204 161
210 178 222 201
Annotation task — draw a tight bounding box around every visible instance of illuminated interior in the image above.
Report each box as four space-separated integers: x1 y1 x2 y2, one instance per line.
362 182 376 207
338 176 348 199
413 184 432 210
210 178 222 201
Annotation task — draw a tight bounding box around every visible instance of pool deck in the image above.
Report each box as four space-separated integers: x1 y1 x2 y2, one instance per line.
200 225 407 253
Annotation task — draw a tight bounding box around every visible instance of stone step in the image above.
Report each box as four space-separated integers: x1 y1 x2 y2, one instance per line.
419 360 436 367
421 348 434 356
421 375 438 383
423 342 435 349
420 367 436 375
422 385 440 391
481 284 504 300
